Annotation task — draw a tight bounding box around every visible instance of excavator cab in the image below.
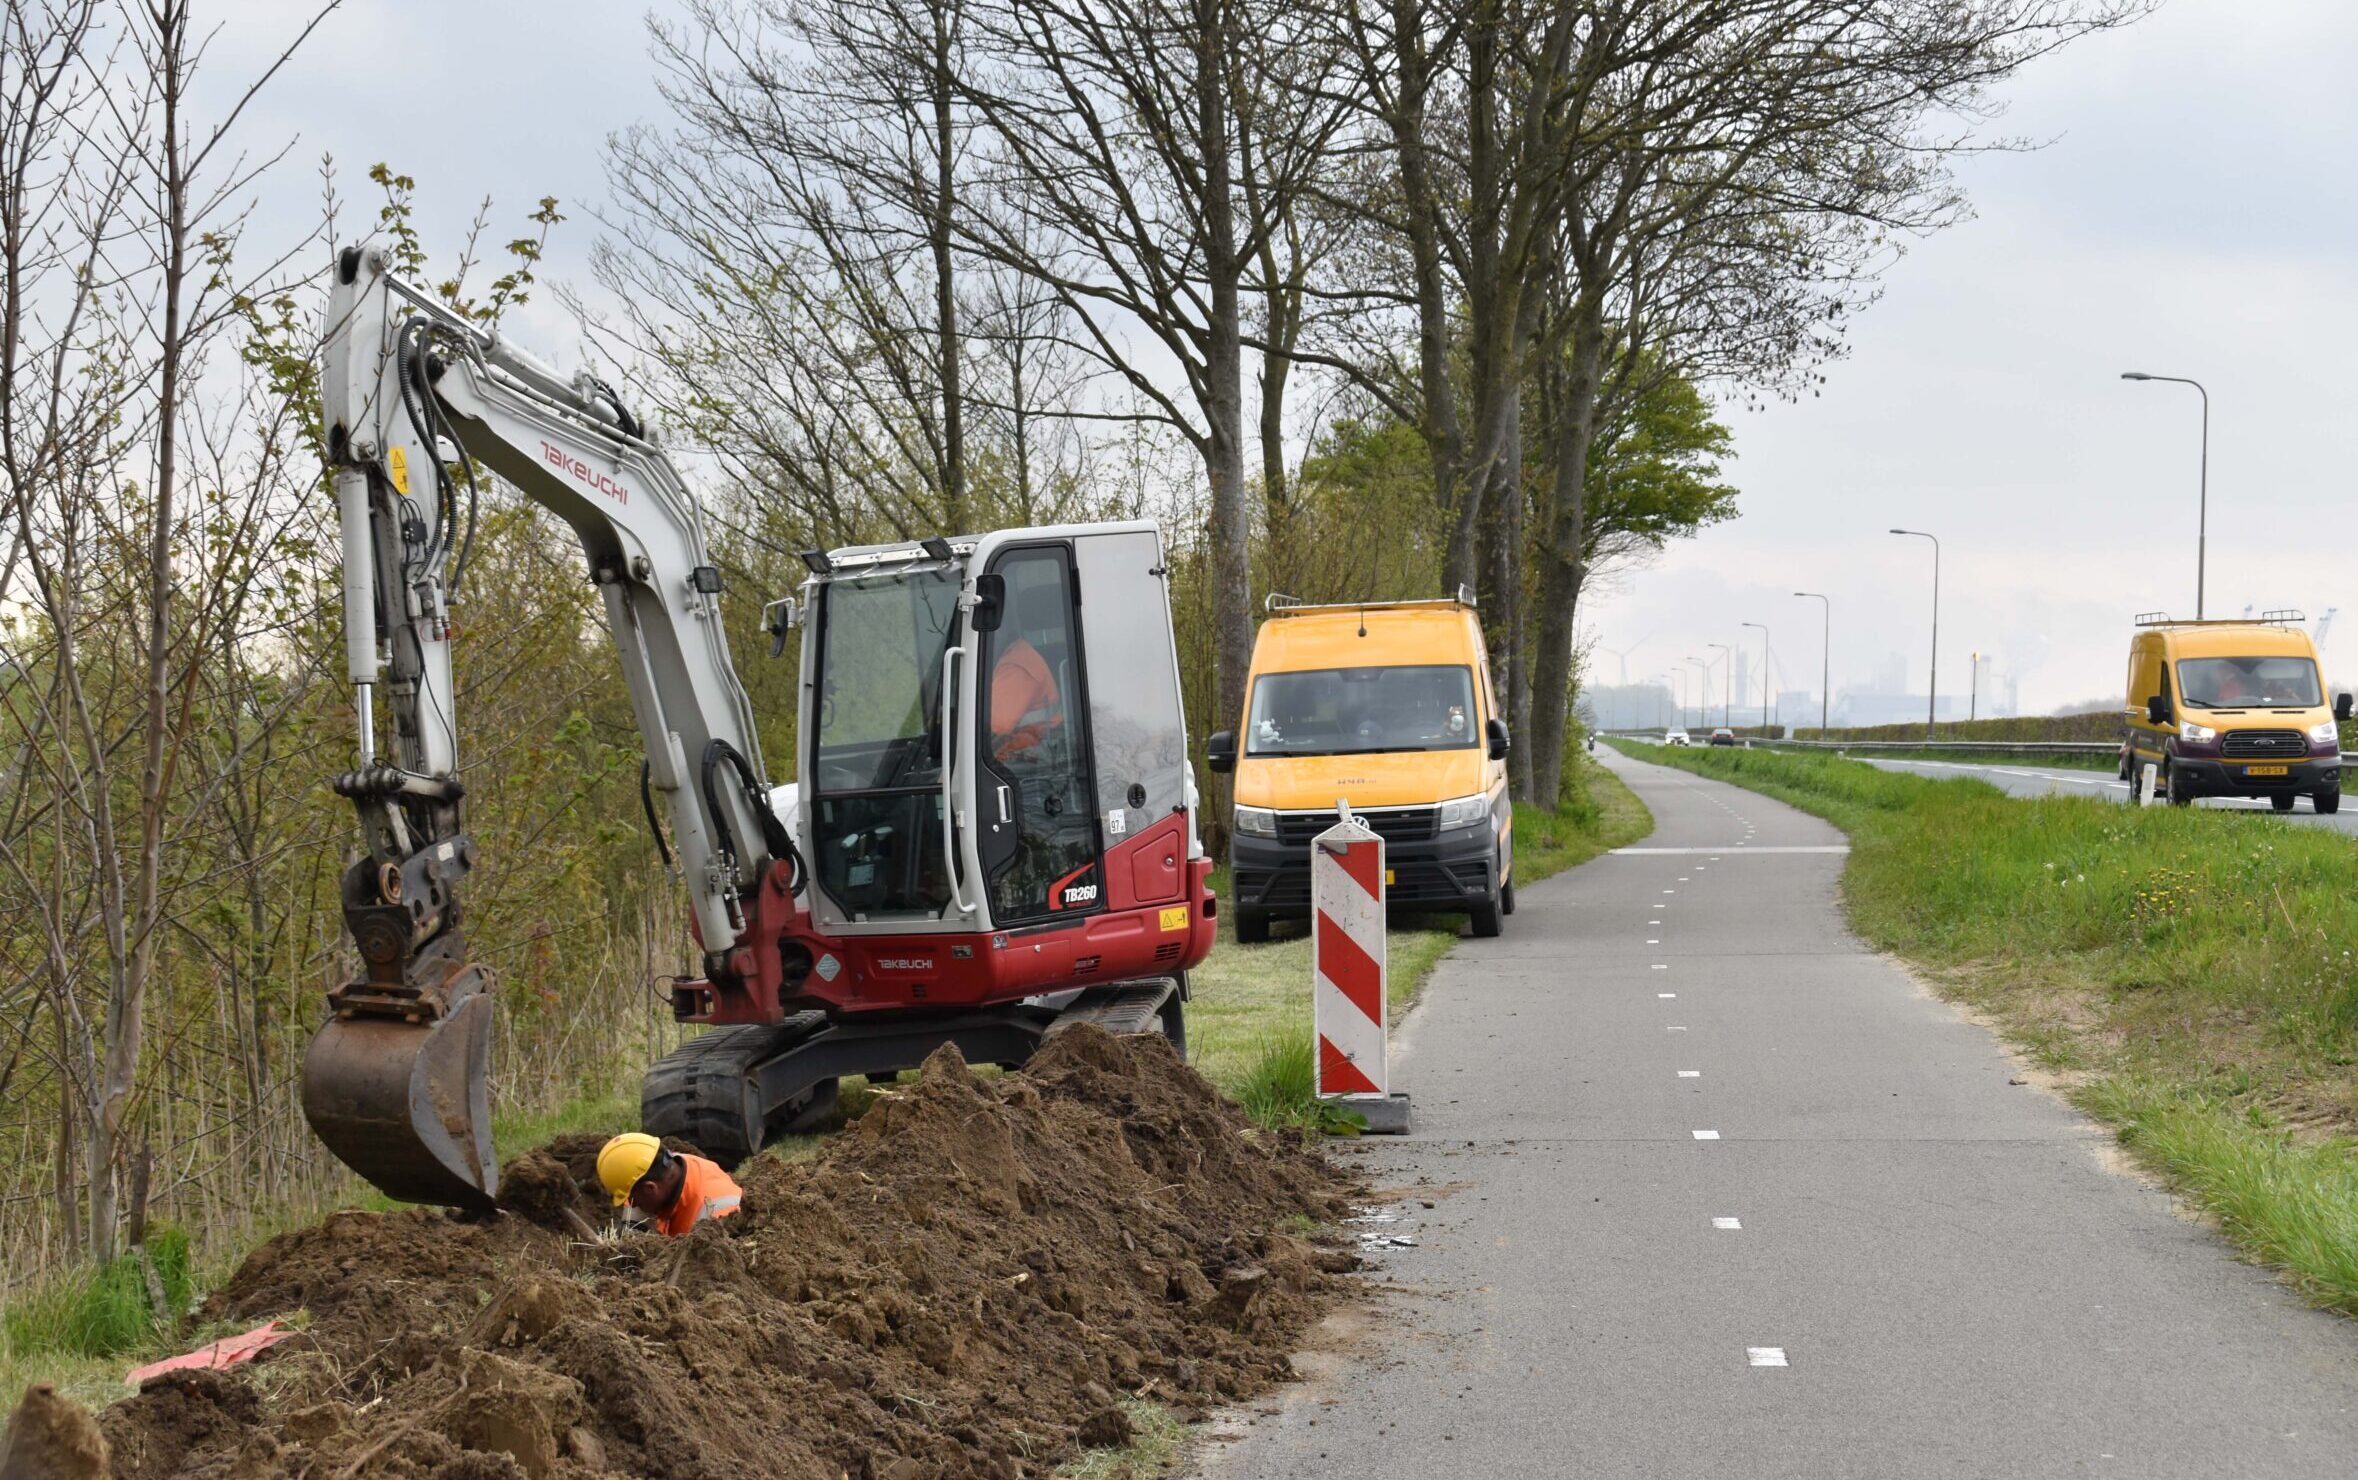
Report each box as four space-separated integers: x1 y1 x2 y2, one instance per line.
793 526 1200 946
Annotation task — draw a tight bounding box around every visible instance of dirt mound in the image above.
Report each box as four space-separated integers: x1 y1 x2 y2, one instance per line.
5 1383 109 1480
77 1028 1355 1478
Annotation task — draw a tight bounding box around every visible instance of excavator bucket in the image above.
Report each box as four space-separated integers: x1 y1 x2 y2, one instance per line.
301 983 499 1210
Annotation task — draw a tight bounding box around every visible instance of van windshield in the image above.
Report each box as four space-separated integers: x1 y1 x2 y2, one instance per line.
1246 665 1478 756
2175 656 2320 709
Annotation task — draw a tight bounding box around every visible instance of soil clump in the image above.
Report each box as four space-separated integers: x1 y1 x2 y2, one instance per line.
52 1027 1355 1478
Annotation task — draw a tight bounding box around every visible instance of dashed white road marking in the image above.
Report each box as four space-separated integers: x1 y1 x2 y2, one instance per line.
1692 1130 1721 1140
1651 963 1669 970
1713 1217 1741 1230
1663 888 1676 894
1678 1070 1701 1078
1658 992 1676 998
1666 1025 1688 1032
1748 1347 1788 1367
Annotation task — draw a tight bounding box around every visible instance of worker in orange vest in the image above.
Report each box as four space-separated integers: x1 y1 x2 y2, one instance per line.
595 1132 742 1236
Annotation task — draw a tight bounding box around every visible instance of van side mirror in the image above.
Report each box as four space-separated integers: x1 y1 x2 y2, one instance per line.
1206 729 1237 774
2338 692 2353 723
2145 694 2169 726
969 572 1006 633
1486 717 1511 761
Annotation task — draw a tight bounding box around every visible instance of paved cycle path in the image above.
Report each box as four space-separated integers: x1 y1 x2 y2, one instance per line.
1193 747 2358 1478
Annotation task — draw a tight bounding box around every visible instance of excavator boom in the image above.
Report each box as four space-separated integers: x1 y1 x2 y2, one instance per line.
309 246 778 1206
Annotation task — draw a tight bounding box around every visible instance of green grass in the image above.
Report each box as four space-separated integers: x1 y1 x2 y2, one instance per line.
1769 743 2119 772
1055 1398 1188 1479
0 1228 201 1413
1616 739 2358 1315
1193 758 1651 1126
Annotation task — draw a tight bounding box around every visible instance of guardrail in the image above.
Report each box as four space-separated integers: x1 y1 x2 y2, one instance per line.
1606 734 2358 766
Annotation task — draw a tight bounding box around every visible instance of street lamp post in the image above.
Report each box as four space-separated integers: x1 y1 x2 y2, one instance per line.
1741 622 1770 735
1795 592 1830 737
1889 529 1940 740
1686 655 1711 732
1708 642 1734 730
2121 372 2209 620
1969 652 1979 723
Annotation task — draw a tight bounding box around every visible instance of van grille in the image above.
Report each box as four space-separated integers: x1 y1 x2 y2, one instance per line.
1274 807 1438 846
2220 729 2305 759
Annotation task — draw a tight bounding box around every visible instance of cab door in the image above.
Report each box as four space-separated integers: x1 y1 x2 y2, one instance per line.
973 544 1103 924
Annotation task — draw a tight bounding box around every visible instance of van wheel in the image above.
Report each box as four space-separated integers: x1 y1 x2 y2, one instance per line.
2271 793 2297 812
1501 877 1516 916
2317 787 2341 816
2164 763 2194 806
1468 896 1504 939
1234 908 1272 945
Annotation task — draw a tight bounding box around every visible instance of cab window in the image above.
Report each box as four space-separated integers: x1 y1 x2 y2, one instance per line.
1247 665 1478 756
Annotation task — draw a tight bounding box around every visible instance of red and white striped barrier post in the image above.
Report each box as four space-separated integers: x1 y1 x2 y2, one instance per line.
1312 802 1411 1133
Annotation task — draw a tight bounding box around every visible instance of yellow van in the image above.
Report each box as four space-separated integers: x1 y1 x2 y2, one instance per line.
2122 611 2351 812
1205 595 1512 941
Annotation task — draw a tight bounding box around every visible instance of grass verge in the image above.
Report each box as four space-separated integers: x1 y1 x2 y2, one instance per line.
1192 757 1651 1128
1615 739 2358 1314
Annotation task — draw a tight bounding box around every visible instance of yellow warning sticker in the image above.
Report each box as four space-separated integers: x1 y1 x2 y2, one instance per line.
1159 905 1189 932
386 445 410 495
1385 868 1396 885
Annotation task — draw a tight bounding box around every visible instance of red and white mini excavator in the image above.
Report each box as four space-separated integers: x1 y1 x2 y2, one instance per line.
307 245 1216 1209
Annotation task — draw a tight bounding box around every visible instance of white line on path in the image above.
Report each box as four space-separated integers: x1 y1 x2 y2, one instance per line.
1667 1025 1688 1032
1678 1070 1700 1078
1713 1217 1741 1230
1651 964 1669 970
1647 938 1661 944
1658 992 1676 999
1611 846 1849 855
1748 1348 1788 1368
1693 1130 1720 1140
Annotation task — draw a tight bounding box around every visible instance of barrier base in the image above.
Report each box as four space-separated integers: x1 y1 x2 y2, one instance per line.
1323 1091 1412 1135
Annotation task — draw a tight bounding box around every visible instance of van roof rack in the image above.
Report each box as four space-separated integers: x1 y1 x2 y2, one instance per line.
2136 609 2308 628
1266 585 1477 615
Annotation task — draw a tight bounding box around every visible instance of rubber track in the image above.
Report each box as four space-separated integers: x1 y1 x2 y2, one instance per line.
641 1011 827 1167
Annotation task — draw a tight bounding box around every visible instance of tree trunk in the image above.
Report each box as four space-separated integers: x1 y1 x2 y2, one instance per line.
1529 296 1605 807
931 0 965 527
1257 325 1290 592
1200 0 1251 735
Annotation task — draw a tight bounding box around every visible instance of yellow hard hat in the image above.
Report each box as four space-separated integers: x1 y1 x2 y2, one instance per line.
596 1132 662 1205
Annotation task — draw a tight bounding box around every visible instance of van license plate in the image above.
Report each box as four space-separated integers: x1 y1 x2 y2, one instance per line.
2245 764 2288 776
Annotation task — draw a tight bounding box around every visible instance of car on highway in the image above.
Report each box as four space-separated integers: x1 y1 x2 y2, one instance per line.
1665 728 1692 747
1709 728 1737 747
2123 613 2352 812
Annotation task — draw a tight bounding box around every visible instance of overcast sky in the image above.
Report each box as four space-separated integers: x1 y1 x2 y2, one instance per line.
210 0 2355 717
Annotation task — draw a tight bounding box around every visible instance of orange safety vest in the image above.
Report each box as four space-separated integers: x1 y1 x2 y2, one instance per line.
654 1153 744 1237
990 638 1062 759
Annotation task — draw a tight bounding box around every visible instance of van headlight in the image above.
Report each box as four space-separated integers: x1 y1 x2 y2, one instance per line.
2177 720 2216 744
1233 805 1278 837
1435 794 1492 830
2309 720 2342 745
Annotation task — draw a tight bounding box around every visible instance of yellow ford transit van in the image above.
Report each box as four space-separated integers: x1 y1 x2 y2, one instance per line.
1205 595 1511 942
2123 611 2351 812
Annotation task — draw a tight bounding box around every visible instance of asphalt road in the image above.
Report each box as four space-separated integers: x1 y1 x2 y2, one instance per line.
1191 748 2358 1479
1857 755 2358 836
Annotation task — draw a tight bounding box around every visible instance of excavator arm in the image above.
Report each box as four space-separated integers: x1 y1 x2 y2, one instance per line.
305 244 792 1208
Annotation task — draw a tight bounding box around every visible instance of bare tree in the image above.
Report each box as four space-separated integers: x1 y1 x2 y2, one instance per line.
950 0 1353 738
0 0 335 1263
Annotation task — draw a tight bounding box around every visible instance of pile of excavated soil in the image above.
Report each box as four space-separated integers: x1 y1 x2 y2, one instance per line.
54 1027 1358 1480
